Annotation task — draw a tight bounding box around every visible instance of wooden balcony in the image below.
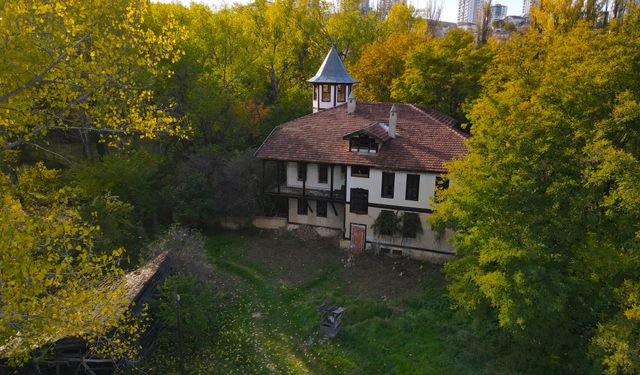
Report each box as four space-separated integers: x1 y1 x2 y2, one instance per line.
265 185 346 202
261 160 347 203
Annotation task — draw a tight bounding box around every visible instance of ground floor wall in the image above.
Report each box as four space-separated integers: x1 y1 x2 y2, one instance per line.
344 204 455 263
288 198 344 230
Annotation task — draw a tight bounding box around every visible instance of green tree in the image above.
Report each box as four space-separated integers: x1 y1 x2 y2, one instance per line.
0 0 187 158
391 29 492 123
0 164 128 364
432 8 640 373
351 31 427 102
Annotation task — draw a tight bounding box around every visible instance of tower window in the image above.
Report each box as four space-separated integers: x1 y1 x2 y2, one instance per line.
337 84 346 102
313 86 317 100
406 174 420 201
322 84 330 102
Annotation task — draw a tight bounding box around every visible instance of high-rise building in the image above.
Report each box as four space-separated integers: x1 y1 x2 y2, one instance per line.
457 0 483 24
377 0 403 18
340 0 371 15
490 4 507 22
522 0 538 16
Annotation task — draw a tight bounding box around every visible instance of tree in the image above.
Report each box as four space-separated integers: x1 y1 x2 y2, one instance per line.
476 0 492 46
432 7 640 373
351 31 427 102
0 164 128 365
391 29 492 123
162 149 260 229
0 0 187 157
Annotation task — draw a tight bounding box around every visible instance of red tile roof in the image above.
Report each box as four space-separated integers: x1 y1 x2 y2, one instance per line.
255 102 468 173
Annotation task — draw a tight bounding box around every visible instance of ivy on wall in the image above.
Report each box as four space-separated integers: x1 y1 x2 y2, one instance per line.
372 210 423 239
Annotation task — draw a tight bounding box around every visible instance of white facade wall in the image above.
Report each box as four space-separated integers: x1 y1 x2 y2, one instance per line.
344 207 455 257
286 162 345 191
346 166 438 210
342 166 454 258
280 163 454 259
288 198 344 230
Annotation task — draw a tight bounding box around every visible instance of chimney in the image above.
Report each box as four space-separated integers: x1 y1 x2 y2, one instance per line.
347 92 356 114
388 104 397 138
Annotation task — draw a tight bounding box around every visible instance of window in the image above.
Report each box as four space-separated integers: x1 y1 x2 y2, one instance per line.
349 135 378 153
350 188 369 214
318 164 328 183
381 172 395 198
337 84 346 102
351 165 370 178
405 174 420 201
297 199 308 215
313 86 317 100
435 176 450 198
316 200 327 217
297 162 306 181
321 84 330 102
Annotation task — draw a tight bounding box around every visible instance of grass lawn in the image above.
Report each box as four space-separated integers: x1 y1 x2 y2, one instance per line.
144 230 506 374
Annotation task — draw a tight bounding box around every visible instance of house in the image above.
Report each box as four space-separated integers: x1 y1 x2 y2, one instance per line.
255 47 468 262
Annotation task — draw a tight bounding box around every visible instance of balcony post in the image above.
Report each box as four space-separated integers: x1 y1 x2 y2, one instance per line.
261 159 265 194
277 161 281 193
302 162 306 197
330 164 334 199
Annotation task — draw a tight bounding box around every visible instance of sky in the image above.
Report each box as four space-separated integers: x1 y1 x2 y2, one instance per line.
155 0 525 23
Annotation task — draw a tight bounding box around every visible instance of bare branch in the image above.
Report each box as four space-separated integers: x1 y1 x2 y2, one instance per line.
25 142 74 165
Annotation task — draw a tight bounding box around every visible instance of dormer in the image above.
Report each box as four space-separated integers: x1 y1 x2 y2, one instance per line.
343 122 391 154
308 47 358 113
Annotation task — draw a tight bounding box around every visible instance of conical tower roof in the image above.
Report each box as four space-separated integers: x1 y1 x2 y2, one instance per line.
307 46 358 84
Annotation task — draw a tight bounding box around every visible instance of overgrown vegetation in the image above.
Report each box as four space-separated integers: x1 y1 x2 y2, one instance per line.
432 4 640 373
2 0 639 372
145 232 510 374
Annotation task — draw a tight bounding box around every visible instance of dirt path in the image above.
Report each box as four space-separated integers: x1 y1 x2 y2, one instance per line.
232 230 445 300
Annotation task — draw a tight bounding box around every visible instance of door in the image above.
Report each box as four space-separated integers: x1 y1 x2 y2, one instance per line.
350 224 366 255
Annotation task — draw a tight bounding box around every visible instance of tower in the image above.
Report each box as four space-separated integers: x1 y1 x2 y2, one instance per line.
308 46 358 113
490 3 507 22
457 0 482 24
523 0 538 15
